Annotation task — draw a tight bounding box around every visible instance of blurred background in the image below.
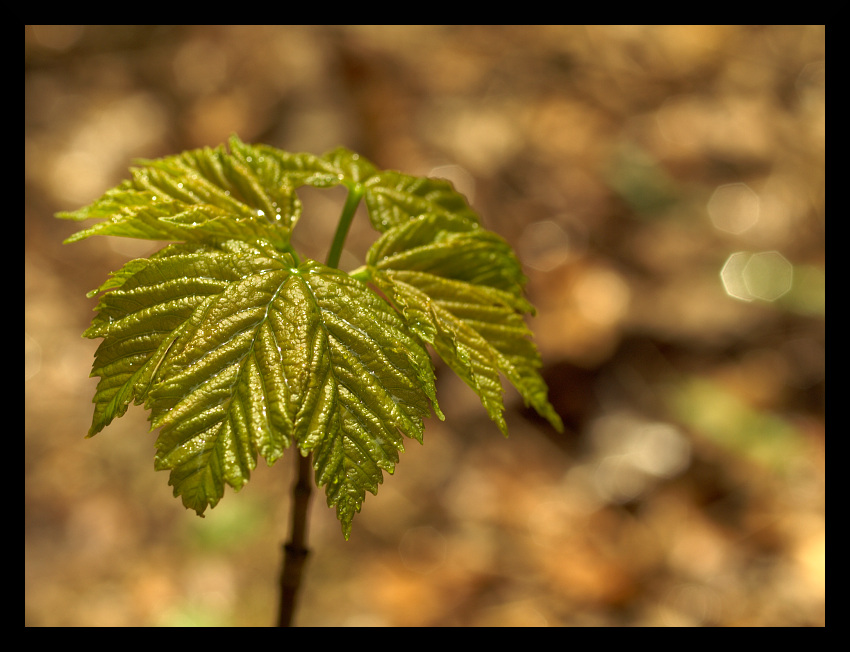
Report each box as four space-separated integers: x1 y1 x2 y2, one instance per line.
25 25 824 627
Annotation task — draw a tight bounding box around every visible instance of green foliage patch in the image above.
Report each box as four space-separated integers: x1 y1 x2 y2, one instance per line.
58 135 562 539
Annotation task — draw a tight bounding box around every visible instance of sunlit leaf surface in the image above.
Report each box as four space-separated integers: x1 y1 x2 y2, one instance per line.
60 136 560 538
367 213 563 434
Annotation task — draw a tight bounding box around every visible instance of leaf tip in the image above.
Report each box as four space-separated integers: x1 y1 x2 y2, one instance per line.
62 232 88 245
550 413 565 434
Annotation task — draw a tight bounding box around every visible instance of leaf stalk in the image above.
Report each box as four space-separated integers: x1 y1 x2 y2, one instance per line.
325 183 363 269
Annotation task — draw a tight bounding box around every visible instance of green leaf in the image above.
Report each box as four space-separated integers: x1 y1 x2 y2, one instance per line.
367 212 524 291
367 214 563 434
56 137 480 248
271 146 480 232
275 145 480 231
85 238 441 538
60 136 560 540
57 136 303 249
362 170 480 232
83 243 229 436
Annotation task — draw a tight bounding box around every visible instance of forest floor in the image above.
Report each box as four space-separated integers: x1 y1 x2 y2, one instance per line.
26 25 824 627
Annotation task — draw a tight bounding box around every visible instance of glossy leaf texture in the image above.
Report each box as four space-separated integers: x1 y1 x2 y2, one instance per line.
85 239 441 538
57 135 481 247
56 138 309 251
366 213 564 435
60 135 561 538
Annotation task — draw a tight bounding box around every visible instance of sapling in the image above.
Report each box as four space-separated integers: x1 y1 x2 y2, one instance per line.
57 135 563 626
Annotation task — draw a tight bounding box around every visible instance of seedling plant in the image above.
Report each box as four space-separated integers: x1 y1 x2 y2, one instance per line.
57 135 563 625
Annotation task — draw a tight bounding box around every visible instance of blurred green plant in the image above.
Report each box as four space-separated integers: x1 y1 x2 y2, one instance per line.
670 377 805 474
57 135 562 624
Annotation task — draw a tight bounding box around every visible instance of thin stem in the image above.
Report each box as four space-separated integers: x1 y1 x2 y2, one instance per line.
277 184 364 626
277 452 313 627
282 243 302 267
325 183 364 269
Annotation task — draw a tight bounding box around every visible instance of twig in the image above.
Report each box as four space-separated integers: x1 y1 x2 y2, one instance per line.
277 452 313 627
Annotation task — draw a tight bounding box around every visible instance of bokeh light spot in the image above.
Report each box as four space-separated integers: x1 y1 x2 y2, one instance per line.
722 251 794 302
743 251 793 302
708 183 760 234
573 266 630 325
720 252 754 302
518 220 572 271
721 251 793 303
